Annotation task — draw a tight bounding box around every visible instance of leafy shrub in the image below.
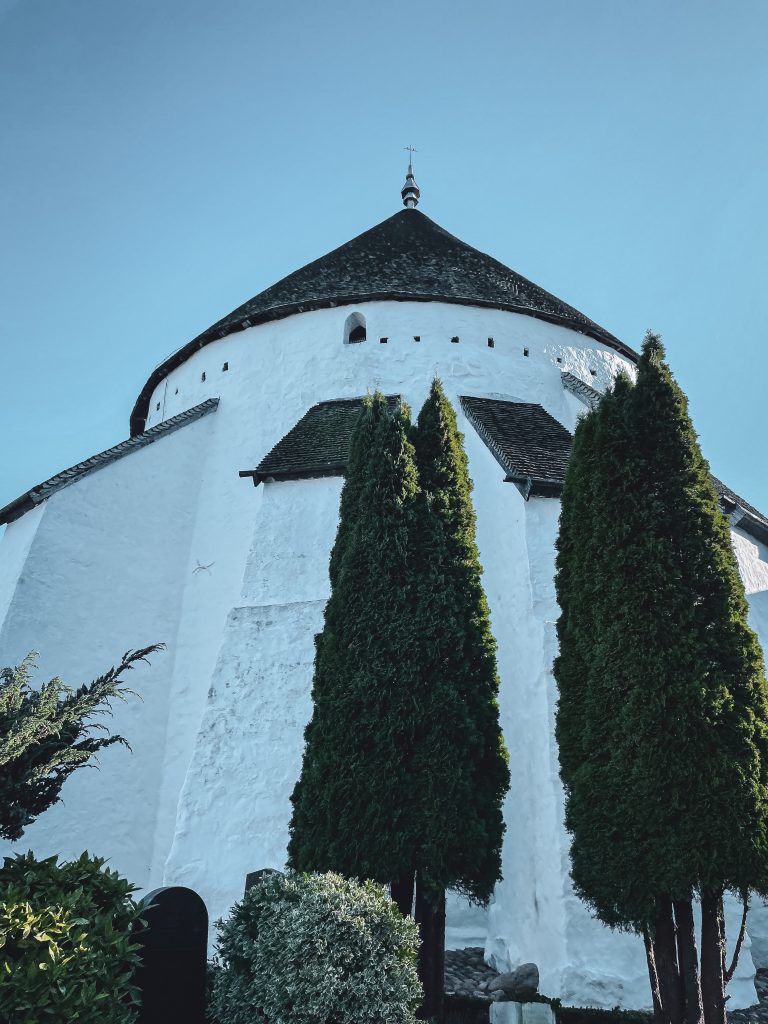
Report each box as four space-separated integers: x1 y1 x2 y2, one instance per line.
0 851 144 1023
211 871 422 1024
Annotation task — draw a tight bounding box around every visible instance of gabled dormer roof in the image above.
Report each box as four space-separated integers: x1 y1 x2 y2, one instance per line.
239 396 400 486
130 209 635 435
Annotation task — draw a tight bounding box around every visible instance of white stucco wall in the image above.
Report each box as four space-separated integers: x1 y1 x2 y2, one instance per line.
731 527 768 967
0 411 215 886
0 296 765 1010
164 477 342 925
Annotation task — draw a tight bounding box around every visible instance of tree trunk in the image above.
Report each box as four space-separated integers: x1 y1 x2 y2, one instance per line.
391 873 415 918
673 898 703 1024
725 894 748 985
415 875 445 1023
653 894 684 1024
700 890 726 1024
643 927 665 1024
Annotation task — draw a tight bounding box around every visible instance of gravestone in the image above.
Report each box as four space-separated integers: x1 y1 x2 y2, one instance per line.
244 867 283 895
134 886 208 1024
490 1002 556 1024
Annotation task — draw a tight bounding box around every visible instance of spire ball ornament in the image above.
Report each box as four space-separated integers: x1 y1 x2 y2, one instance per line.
401 147 420 208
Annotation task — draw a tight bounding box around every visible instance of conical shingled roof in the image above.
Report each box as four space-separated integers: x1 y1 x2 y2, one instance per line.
130 208 634 435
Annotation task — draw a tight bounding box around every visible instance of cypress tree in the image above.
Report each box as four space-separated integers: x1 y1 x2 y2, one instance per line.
555 333 768 1024
287 392 423 891
409 379 510 1021
289 384 509 1022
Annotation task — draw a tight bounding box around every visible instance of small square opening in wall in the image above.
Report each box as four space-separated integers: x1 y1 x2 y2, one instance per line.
556 357 562 364
451 336 459 344
590 369 597 376
380 337 388 344
523 347 529 357
488 337 495 348
413 335 420 342
222 362 229 371
174 388 179 395
156 402 160 411
201 371 206 382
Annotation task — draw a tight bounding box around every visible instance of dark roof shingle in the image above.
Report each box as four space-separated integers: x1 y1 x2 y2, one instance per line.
711 476 768 546
241 392 768 549
131 210 635 434
461 396 768 545
460 396 573 497
240 396 400 485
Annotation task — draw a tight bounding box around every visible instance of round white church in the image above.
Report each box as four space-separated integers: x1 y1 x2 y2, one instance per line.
2 167 767 1010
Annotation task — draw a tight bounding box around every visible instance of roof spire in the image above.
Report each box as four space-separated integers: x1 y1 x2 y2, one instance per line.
401 146 420 208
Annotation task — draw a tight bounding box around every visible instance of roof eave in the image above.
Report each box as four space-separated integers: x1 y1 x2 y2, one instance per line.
504 474 566 498
1 399 219 526
238 465 347 487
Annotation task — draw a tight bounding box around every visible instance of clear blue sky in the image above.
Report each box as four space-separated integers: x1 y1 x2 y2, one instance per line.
1 0 766 513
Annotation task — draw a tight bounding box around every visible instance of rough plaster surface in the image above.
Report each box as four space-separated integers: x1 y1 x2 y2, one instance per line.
0 299 765 1009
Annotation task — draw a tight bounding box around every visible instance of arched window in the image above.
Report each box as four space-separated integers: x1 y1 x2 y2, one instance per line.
344 312 366 344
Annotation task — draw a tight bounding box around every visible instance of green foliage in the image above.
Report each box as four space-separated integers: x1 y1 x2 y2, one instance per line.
211 871 422 1024
0 645 163 841
0 850 144 1024
555 332 768 930
288 393 423 884
288 385 509 906
409 379 509 904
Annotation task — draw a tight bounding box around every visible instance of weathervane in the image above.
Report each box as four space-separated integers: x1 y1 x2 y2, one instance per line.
401 147 420 209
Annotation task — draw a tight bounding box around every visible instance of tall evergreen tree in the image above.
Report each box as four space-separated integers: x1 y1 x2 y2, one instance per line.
287 393 423 889
289 385 509 1022
409 379 510 1021
555 333 768 1024
0 645 162 841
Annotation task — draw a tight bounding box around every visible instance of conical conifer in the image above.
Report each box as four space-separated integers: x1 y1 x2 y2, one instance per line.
409 379 510 1021
287 392 423 886
409 379 509 904
555 333 768 1024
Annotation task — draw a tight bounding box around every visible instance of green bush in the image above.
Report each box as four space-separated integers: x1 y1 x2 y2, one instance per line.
211 871 422 1024
0 851 144 1024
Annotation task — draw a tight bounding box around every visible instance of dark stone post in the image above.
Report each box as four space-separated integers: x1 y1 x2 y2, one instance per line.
244 867 283 895
134 885 208 1024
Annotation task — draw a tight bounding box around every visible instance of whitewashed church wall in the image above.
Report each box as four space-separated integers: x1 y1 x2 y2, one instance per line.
238 478 343 608
732 527 768 597
147 300 637 915
0 503 45 634
459 416 559 958
0 414 214 888
162 477 343 933
146 391 265 889
141 301 636 439
735 525 768 967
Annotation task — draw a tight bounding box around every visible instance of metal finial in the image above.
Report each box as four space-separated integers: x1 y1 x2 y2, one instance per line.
401 147 420 208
